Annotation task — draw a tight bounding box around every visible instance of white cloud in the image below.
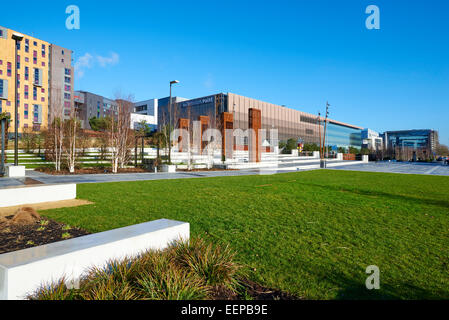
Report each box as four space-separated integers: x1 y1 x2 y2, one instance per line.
74 53 93 78
96 52 120 67
74 52 120 79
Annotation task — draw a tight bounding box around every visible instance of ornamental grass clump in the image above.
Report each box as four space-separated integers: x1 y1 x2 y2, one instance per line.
28 278 80 300
169 237 241 290
28 237 242 300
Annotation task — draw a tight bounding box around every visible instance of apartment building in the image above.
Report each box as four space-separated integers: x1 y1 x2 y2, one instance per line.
74 91 118 130
0 26 74 133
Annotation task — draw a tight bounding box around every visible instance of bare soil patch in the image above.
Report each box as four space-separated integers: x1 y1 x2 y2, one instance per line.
0 199 93 219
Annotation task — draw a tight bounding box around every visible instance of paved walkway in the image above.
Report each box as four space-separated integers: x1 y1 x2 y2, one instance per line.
0 159 329 188
4 161 445 189
330 161 449 176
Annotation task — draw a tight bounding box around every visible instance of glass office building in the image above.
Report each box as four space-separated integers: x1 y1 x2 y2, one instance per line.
158 92 363 148
326 122 362 149
383 130 439 152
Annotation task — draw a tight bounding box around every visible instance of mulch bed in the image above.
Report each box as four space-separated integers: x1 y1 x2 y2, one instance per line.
35 167 150 175
0 217 90 255
210 279 299 300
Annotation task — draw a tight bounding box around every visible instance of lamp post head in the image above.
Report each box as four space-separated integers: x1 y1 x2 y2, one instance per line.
170 80 180 85
12 33 24 42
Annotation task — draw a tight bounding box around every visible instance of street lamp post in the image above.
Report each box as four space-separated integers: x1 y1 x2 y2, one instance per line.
320 102 330 168
168 80 179 163
12 33 24 167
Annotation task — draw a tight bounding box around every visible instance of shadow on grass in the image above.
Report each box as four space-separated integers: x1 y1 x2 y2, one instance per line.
299 181 449 210
336 278 449 300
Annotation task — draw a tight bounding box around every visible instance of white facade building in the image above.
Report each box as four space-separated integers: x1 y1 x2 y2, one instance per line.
132 99 158 132
362 128 383 151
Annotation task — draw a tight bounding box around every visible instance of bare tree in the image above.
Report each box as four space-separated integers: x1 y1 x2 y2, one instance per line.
108 94 134 173
64 115 80 173
436 144 449 156
48 90 65 171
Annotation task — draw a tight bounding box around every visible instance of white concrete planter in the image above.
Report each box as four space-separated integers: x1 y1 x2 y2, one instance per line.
0 219 189 300
5 165 26 178
0 184 77 208
161 164 176 173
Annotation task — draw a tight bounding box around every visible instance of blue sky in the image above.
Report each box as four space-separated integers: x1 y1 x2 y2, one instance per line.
3 0 449 145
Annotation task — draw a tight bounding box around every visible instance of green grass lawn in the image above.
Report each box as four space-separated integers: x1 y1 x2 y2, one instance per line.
41 170 449 300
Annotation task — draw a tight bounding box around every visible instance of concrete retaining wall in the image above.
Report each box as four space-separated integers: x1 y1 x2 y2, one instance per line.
0 184 77 208
0 219 190 300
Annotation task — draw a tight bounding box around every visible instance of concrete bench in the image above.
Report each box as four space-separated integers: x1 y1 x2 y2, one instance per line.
0 184 76 208
0 219 190 300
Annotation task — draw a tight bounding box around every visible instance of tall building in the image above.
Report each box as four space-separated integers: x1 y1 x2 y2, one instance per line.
158 92 363 149
49 44 74 121
0 26 74 133
74 91 118 130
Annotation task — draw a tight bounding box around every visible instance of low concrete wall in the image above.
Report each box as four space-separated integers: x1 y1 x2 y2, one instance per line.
0 184 76 208
5 165 25 178
0 219 189 300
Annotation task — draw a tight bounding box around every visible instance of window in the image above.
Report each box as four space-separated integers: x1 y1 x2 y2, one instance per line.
25 39 29 53
33 41 37 46
65 85 71 92
33 51 37 64
64 76 71 84
24 104 29 119
24 85 29 99
33 87 37 100
17 55 20 69
33 68 42 86
24 67 29 80
0 100 2 113
300 115 318 125
7 62 12 77
41 88 45 93
41 62 45 67
33 104 42 124
64 93 71 100
25 57 29 62
0 79 8 99
64 68 71 75
0 28 7 40
0 60 2 65
41 44 46 57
